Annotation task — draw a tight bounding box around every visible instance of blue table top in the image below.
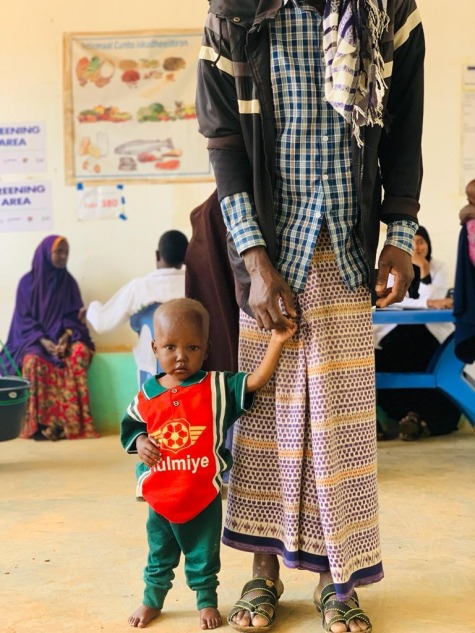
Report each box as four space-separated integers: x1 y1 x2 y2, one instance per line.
372 308 455 325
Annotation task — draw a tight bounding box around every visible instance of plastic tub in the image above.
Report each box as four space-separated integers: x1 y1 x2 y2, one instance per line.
0 377 30 441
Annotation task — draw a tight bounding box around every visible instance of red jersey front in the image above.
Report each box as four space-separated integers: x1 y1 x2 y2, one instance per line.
121 370 252 523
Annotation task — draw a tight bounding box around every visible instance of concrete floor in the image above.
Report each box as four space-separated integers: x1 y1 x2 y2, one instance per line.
0 425 474 633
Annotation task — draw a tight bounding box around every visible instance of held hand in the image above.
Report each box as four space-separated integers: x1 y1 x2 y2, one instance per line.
243 247 296 330
270 320 298 344
136 434 162 468
375 245 414 308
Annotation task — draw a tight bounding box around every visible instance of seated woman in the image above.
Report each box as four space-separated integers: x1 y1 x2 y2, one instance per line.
374 226 460 440
1 235 97 441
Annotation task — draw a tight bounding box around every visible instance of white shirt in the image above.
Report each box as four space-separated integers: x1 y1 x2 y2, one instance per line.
373 258 454 348
86 268 186 374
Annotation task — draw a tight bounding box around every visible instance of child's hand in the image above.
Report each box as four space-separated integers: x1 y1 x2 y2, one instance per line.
136 434 162 467
271 320 297 344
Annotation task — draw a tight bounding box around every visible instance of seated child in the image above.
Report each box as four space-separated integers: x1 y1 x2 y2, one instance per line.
120 298 297 630
460 178 475 266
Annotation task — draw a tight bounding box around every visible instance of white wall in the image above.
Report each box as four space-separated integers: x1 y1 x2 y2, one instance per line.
0 0 214 350
0 0 473 350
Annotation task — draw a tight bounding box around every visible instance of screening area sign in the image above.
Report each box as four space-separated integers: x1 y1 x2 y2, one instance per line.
0 122 47 174
0 181 53 232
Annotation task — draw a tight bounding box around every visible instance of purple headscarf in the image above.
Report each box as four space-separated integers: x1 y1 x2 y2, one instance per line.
1 235 94 373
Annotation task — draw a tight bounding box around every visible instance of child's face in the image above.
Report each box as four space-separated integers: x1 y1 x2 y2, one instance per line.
152 313 209 382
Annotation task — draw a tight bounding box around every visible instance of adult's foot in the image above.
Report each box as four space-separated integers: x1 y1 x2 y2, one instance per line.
228 554 283 629
314 574 371 633
128 605 161 628
200 607 222 629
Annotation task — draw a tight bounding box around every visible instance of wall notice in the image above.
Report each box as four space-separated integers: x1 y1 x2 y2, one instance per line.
0 181 53 232
64 30 212 185
0 122 47 174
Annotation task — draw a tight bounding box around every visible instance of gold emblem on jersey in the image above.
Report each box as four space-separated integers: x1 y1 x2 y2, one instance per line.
150 419 205 454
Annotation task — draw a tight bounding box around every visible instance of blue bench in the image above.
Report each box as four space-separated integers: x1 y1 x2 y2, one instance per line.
373 308 475 425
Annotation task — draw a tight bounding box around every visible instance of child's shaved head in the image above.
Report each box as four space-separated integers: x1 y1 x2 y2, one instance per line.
153 298 210 340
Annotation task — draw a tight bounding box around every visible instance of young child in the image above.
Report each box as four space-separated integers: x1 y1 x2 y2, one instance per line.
121 298 296 630
460 178 475 266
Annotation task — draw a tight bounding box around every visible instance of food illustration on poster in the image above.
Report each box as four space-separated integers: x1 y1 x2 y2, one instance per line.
64 31 212 184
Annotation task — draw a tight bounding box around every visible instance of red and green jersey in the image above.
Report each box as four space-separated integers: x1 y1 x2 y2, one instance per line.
121 370 253 523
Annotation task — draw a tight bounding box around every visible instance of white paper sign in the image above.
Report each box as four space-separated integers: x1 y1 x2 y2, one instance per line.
0 180 53 232
0 122 47 174
77 183 127 220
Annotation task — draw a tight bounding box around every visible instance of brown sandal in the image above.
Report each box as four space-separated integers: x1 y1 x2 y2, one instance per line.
399 411 430 441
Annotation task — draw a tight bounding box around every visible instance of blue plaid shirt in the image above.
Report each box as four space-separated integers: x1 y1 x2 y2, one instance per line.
221 0 416 293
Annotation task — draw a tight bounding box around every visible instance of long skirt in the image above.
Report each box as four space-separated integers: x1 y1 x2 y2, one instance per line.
20 341 97 440
223 230 382 600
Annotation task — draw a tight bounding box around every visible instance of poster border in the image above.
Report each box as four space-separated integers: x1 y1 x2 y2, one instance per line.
63 29 213 186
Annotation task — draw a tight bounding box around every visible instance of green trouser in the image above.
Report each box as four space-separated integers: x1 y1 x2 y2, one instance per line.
143 494 222 611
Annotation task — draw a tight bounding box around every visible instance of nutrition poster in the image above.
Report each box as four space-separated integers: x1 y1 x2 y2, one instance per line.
64 30 212 185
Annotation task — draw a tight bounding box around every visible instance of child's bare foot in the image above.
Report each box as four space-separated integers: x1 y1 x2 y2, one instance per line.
199 607 222 629
128 605 161 628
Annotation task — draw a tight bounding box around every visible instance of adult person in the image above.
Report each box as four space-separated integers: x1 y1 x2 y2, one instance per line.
86 230 188 384
196 1 424 632
374 226 461 440
185 189 239 373
454 182 475 363
0 235 97 441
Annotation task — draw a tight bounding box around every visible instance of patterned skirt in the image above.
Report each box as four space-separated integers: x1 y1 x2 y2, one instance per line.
21 341 98 440
223 229 383 599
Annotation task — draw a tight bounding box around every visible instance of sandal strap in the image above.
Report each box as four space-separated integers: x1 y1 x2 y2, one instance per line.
228 577 280 626
344 607 371 626
320 583 337 605
240 577 279 600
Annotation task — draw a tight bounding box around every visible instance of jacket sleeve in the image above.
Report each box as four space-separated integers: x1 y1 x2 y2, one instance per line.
196 13 254 201
379 0 425 221
120 397 147 453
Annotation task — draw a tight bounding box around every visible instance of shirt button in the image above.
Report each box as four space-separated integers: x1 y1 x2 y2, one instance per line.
171 388 177 393
322 135 329 141
173 400 179 406
232 16 240 22
322 174 329 181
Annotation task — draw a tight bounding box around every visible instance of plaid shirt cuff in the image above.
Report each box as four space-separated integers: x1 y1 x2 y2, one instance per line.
384 220 418 256
220 192 266 254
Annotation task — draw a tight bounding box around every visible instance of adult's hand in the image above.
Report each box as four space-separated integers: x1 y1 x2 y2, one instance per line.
242 246 296 330
40 338 59 356
374 245 414 308
459 203 475 225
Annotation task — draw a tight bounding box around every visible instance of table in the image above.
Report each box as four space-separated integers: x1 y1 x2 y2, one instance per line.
373 308 475 425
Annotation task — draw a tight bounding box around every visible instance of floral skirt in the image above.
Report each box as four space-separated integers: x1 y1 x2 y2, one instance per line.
20 341 98 440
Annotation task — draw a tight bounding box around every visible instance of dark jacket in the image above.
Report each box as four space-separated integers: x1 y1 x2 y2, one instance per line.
454 224 475 363
196 0 425 311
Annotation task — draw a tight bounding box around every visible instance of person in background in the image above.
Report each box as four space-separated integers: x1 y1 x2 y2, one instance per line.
0 235 97 441
185 190 239 373
121 298 296 630
196 1 424 631
86 230 188 384
185 190 240 484
454 181 475 363
375 226 460 440
460 179 475 266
